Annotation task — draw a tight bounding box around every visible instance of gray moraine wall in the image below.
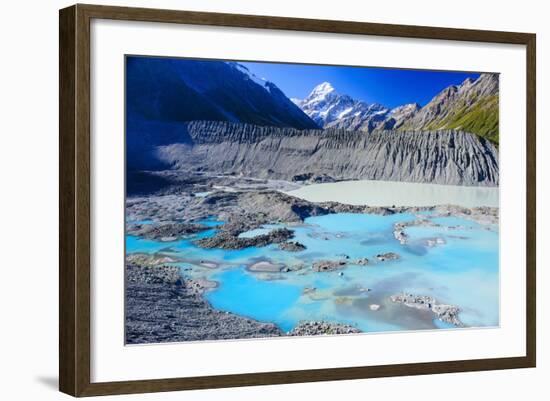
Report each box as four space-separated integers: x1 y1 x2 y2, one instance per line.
154 121 499 187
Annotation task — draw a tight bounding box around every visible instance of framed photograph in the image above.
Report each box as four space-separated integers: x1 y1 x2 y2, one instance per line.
59 4 536 397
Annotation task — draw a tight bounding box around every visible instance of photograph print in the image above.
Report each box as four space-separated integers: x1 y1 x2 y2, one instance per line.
124 55 499 344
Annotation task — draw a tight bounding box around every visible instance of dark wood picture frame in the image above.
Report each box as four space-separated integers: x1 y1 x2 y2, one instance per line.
59 3 536 397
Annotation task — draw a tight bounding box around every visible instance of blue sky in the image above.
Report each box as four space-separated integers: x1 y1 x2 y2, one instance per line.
240 61 480 109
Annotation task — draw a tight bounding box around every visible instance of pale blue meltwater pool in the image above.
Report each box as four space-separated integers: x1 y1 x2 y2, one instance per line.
126 212 499 333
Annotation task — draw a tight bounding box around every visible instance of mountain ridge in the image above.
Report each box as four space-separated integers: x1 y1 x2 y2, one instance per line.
293 74 499 142
397 73 499 143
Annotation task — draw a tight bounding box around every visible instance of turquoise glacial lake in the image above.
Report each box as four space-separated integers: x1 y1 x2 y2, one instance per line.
126 212 499 333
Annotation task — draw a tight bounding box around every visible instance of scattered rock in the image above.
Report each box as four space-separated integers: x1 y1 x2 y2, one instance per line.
278 241 307 252
393 219 441 245
393 223 409 244
186 278 219 295
312 260 347 272
291 173 314 182
390 293 463 327
434 205 499 226
369 304 381 311
376 252 400 262
291 172 336 183
354 257 370 265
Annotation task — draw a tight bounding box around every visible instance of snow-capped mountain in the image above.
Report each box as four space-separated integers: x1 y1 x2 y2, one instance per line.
293 82 391 132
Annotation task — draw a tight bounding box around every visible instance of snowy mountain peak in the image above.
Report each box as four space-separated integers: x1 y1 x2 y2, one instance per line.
294 82 392 131
310 81 336 98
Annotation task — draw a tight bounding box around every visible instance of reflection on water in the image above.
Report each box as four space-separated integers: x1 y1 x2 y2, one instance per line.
286 180 499 207
126 212 499 334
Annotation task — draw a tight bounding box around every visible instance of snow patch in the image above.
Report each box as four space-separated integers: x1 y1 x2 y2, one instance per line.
337 107 354 119
311 81 335 96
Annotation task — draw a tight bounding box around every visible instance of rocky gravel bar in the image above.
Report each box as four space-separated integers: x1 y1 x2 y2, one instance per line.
288 321 362 336
196 227 294 250
127 222 209 241
125 263 282 344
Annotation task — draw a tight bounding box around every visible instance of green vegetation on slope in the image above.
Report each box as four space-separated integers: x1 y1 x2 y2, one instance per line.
425 95 499 145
